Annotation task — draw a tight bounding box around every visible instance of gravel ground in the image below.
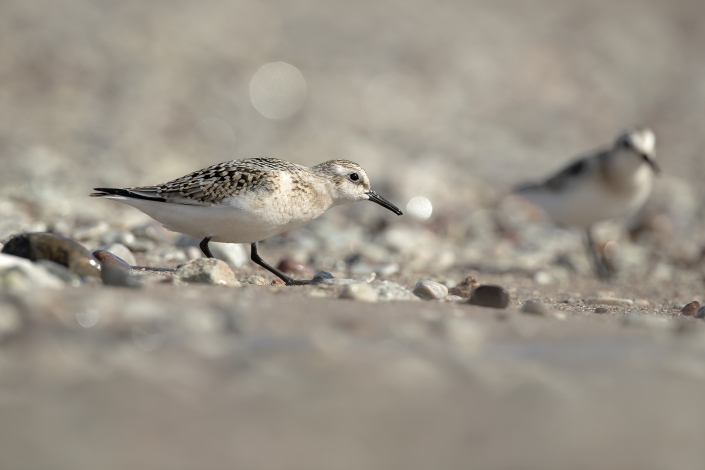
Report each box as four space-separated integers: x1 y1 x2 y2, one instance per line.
2 0 705 468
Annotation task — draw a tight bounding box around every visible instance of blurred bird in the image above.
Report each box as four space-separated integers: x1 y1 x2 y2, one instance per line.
515 128 659 279
91 158 402 285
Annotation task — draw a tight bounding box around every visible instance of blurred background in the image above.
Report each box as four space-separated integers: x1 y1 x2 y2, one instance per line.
3 0 705 280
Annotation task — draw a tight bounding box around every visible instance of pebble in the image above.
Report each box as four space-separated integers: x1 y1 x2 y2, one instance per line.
0 253 65 290
594 307 610 314
697 307 705 319
209 242 249 268
339 283 378 302
242 275 268 286
521 300 552 316
586 297 634 307
35 260 82 287
412 280 448 300
680 301 700 317
1 232 101 277
175 259 240 286
448 275 480 298
96 243 136 266
370 280 418 302
467 284 510 309
93 250 132 271
277 258 314 275
311 271 335 284
101 264 142 288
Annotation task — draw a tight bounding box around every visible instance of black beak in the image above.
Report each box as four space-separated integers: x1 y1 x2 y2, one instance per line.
367 190 403 215
643 154 660 174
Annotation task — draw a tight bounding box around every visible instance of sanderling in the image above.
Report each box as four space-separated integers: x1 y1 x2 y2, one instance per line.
515 128 659 279
91 157 403 285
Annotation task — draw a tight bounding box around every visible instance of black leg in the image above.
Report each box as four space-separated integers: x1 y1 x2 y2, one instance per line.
585 229 612 280
250 242 312 286
200 236 214 258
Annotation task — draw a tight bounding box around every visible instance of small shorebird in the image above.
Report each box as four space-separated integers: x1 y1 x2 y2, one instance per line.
515 128 659 279
91 158 403 285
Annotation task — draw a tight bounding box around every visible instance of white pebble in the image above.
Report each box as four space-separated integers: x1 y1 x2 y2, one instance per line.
413 280 448 300
586 297 634 307
339 283 378 302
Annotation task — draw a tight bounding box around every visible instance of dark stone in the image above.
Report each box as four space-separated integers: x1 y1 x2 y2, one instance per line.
594 307 610 314
93 250 132 271
311 271 334 284
681 301 700 317
466 284 510 309
2 233 101 278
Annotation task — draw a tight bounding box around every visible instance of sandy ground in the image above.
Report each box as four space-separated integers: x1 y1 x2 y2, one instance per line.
2 0 705 468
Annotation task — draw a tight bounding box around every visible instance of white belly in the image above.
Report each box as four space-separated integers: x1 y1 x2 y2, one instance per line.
522 167 653 229
107 196 329 243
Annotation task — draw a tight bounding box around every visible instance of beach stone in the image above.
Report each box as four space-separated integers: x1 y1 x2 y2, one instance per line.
680 301 700 316
101 263 142 288
277 258 314 276
413 280 448 300
339 283 378 302
467 284 510 309
1 232 101 278
594 307 610 314
370 280 418 301
243 275 268 286
175 259 240 286
448 275 480 298
696 306 705 319
209 242 249 268
93 250 132 271
311 271 335 284
0 253 65 290
586 297 633 307
521 300 552 316
35 260 81 287
97 243 136 266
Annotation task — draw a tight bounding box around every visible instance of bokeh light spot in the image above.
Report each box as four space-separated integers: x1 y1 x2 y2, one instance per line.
406 196 433 220
250 62 307 119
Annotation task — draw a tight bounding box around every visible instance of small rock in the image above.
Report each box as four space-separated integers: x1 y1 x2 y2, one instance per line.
175 259 240 286
35 260 81 287
586 297 634 307
533 271 552 285
93 250 132 271
311 271 334 284
697 307 705 319
101 264 142 288
594 307 610 314
2 232 101 277
521 300 552 316
449 275 480 298
681 301 700 317
277 258 314 275
271 278 286 286
339 283 378 302
467 284 510 309
96 243 136 266
370 280 418 301
0 253 65 290
413 280 449 300
209 242 249 268
242 275 268 286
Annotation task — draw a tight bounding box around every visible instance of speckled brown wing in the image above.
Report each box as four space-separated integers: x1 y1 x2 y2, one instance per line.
129 158 305 205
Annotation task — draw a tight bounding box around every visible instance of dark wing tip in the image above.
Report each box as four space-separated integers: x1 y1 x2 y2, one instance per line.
89 187 165 202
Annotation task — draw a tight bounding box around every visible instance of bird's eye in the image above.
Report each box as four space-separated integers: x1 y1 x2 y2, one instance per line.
349 173 359 182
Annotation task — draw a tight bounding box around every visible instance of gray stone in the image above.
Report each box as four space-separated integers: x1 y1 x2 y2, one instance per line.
175 259 240 286
339 283 378 302
413 280 449 300
521 300 552 316
586 297 633 307
370 280 418 302
97 243 136 266
467 285 510 309
0 253 65 291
